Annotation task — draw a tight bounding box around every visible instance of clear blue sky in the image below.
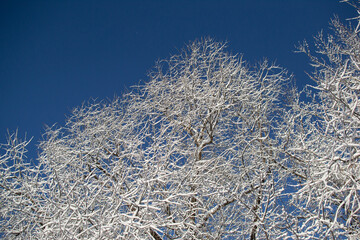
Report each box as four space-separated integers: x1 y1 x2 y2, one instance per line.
0 0 354 158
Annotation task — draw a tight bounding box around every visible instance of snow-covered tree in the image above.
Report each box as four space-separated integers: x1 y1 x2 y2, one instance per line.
281 1 360 238
2 1 360 239
0 38 292 239
123 39 291 239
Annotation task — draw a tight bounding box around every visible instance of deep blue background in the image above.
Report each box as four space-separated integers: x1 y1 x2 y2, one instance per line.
0 0 355 159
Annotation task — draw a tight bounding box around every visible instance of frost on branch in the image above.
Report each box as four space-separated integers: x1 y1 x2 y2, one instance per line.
0 131 39 238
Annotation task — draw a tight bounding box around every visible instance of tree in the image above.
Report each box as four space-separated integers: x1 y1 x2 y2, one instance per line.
2 2 360 239
0 38 292 239
123 39 291 239
280 1 360 238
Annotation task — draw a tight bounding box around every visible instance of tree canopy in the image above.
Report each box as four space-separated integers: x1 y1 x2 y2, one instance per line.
1 1 360 239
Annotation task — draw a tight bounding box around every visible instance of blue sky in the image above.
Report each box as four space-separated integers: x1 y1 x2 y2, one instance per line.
0 0 354 157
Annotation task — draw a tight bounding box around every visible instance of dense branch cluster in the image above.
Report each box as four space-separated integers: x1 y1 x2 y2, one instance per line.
1 2 360 239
